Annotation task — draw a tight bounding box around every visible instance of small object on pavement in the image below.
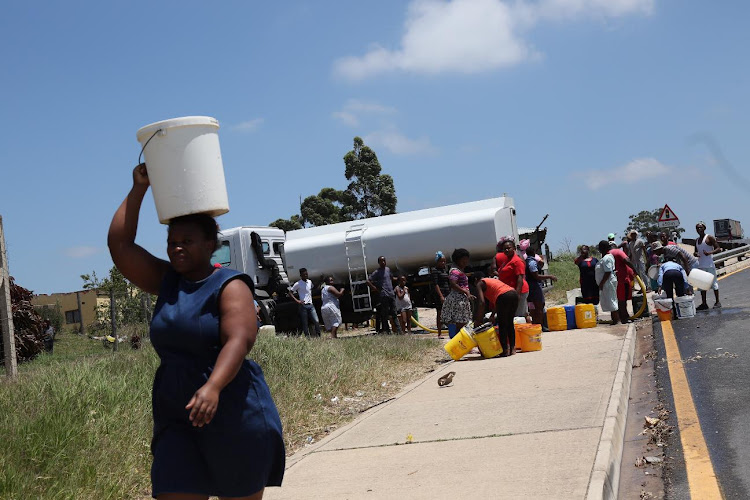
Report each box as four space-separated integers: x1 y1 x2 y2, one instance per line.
644 416 660 427
438 371 456 387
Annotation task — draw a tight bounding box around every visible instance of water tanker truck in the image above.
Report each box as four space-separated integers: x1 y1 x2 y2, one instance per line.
211 197 520 332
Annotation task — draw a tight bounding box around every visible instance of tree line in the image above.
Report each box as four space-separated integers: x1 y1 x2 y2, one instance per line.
270 137 397 230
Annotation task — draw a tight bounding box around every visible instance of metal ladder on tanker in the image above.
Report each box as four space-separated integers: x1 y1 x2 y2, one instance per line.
345 224 372 313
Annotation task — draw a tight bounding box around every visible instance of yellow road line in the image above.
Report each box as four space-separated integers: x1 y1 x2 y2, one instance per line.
662 320 723 499
717 265 750 281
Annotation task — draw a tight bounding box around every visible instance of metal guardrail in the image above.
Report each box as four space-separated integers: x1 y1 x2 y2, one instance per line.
713 244 750 266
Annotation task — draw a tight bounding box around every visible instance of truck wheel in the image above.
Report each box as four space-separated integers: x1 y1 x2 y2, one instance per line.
274 301 301 334
258 299 275 327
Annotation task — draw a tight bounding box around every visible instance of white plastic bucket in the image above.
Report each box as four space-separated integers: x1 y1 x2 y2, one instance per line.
687 268 715 291
513 316 527 324
653 298 673 313
137 116 229 224
647 265 659 280
675 295 696 318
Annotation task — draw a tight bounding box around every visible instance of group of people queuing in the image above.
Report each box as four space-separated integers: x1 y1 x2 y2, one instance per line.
288 268 347 339
286 255 415 339
367 256 414 334
432 238 557 357
575 223 722 325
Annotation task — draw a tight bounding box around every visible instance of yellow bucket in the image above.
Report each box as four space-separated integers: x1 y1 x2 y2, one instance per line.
473 324 504 358
546 307 567 331
444 326 477 361
515 323 543 352
574 303 597 329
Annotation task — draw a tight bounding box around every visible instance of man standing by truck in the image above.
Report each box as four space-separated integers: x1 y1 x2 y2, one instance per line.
368 256 402 334
695 222 722 310
289 268 321 336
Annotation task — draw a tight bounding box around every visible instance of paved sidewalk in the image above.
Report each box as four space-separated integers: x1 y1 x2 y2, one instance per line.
266 324 635 500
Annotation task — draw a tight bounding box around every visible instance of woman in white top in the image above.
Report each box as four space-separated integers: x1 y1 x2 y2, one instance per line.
596 241 621 324
695 222 722 309
395 275 413 333
321 276 345 338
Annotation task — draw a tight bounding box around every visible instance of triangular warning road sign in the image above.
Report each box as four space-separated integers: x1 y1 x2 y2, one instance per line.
658 204 679 222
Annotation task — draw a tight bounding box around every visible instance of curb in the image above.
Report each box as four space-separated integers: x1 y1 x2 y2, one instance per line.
586 322 637 500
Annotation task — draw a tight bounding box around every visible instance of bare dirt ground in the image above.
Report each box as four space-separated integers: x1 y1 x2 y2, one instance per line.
334 307 444 338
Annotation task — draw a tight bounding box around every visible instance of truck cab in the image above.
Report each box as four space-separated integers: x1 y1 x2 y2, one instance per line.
211 226 290 298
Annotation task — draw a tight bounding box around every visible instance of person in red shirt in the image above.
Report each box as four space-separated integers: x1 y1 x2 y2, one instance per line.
607 246 637 322
496 240 530 321
474 275 519 356
659 231 676 247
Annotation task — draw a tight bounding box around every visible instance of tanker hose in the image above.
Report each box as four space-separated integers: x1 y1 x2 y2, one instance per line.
630 274 648 319
411 316 440 334
596 274 648 324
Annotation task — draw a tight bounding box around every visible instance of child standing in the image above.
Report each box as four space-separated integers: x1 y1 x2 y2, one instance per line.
395 275 413 333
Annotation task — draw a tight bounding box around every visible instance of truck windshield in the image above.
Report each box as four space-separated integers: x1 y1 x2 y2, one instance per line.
211 241 231 267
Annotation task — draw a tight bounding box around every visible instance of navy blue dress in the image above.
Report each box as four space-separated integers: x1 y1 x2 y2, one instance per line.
150 267 285 498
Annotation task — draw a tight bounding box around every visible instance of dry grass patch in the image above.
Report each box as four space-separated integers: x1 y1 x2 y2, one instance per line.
0 331 445 498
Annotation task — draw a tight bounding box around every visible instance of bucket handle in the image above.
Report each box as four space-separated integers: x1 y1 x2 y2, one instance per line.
138 128 163 165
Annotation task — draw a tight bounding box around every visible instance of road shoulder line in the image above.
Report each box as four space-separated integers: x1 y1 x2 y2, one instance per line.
661 320 722 499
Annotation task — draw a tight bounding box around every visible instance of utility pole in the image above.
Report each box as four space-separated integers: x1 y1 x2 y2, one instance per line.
76 291 85 335
110 288 117 352
0 215 18 378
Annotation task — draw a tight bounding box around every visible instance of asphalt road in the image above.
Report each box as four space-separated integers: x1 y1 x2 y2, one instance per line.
654 268 750 499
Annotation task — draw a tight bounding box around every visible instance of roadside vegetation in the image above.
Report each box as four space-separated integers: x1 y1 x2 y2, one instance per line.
547 251 579 304
0 329 443 498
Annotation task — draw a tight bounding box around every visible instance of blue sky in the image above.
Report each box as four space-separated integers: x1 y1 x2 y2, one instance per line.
2 0 749 294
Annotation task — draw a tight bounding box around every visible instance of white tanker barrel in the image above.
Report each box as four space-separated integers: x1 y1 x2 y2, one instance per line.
283 197 518 283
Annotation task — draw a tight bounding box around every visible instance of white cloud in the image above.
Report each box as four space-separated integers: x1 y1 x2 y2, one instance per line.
365 129 437 156
333 0 653 80
332 111 359 127
579 157 673 190
332 99 397 127
64 246 100 259
534 0 654 20
232 118 264 132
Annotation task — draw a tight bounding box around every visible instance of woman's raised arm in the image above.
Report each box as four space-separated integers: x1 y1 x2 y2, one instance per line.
107 164 170 295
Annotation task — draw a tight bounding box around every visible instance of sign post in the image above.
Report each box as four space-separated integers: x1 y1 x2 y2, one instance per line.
657 204 680 228
0 215 18 378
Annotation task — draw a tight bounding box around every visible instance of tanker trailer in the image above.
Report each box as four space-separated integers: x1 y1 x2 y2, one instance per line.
283 196 519 316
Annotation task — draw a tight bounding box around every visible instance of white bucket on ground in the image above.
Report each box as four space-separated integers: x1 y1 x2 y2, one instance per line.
137 116 229 224
687 268 714 291
675 295 696 318
653 298 673 312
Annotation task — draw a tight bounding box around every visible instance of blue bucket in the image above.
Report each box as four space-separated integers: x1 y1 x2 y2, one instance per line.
564 305 577 329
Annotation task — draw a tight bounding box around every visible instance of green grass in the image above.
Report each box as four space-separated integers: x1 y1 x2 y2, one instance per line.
0 331 443 499
546 252 580 304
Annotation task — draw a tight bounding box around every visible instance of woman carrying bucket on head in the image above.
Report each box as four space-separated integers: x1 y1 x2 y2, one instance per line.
440 248 475 338
474 274 519 356
108 161 285 498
